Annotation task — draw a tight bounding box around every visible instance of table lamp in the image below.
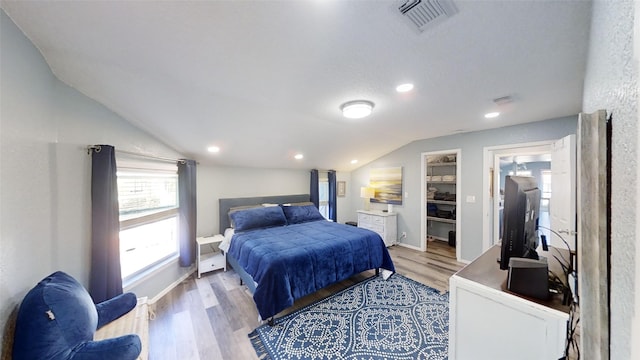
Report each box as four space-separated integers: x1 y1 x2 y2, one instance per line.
360 186 375 210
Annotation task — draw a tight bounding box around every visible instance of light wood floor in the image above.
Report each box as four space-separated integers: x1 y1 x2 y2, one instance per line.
149 240 463 360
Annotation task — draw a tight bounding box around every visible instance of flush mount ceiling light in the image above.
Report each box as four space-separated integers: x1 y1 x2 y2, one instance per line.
340 100 374 119
207 146 220 153
294 154 304 160
396 83 414 93
484 112 500 119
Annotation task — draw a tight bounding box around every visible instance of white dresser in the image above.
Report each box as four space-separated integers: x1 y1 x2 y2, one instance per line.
449 245 570 359
356 210 397 247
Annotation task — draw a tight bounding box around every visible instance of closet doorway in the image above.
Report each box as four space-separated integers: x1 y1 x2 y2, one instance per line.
421 149 462 261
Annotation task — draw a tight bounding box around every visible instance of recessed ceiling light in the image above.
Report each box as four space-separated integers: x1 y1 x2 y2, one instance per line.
340 100 374 119
484 112 500 119
351 159 358 164
207 146 220 153
294 154 304 160
396 83 414 93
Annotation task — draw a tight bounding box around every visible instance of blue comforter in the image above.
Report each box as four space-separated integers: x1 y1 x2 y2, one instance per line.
228 220 395 319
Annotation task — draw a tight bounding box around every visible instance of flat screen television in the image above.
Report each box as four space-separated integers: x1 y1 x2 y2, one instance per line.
499 175 542 270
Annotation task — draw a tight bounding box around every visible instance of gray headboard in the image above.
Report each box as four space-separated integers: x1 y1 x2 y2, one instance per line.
218 194 310 232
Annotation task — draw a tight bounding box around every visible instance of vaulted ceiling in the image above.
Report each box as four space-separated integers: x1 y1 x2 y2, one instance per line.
1 0 592 171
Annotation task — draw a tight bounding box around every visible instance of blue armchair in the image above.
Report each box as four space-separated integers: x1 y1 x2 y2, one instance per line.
12 271 141 360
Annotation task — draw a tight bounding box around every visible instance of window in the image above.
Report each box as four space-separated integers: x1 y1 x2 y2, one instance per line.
540 170 552 199
318 173 329 219
117 168 179 282
507 170 532 177
540 170 552 209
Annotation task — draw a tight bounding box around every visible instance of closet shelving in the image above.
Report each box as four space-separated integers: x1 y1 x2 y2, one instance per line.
426 155 458 243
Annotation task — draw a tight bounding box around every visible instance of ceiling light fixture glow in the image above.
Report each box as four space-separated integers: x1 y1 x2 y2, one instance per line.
351 159 358 164
340 100 374 119
484 112 500 119
396 83 414 92
294 154 304 160
207 146 220 153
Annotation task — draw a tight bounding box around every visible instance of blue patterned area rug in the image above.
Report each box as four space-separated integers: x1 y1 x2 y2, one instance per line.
249 274 449 360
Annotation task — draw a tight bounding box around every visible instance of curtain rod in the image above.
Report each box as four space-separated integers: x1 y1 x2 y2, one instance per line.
87 145 187 164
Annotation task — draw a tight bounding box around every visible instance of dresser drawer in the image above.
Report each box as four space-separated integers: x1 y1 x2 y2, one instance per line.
361 223 384 234
356 210 398 247
358 213 372 225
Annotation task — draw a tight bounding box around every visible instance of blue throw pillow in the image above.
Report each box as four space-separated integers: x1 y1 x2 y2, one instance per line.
282 204 326 224
230 206 288 232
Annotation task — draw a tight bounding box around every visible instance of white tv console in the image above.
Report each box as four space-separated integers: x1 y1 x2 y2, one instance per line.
449 245 570 360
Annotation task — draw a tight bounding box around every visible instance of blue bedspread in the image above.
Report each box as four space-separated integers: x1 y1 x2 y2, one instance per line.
228 220 395 319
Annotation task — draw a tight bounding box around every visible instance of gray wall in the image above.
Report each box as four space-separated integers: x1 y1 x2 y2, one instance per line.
0 9 196 336
350 117 577 261
582 1 639 358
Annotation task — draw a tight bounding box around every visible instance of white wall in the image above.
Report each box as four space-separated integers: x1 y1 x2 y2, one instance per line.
350 116 577 261
195 167 353 236
197 166 309 236
582 1 639 359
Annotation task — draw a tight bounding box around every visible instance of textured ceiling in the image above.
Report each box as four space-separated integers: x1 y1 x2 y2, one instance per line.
1 0 592 171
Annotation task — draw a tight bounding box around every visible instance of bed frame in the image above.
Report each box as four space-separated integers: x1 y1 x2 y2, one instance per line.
219 194 385 324
218 194 311 297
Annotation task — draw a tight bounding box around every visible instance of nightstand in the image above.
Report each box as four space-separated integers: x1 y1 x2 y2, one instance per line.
196 235 226 278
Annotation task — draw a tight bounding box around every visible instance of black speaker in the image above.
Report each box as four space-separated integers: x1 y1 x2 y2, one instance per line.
507 257 549 300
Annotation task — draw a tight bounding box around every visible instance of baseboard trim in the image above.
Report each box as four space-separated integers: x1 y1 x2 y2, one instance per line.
396 242 422 251
148 266 196 305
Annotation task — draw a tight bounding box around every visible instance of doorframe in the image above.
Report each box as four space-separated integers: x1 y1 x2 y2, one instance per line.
421 148 462 261
482 140 554 252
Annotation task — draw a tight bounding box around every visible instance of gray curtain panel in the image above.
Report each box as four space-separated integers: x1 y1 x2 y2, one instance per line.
328 170 337 222
310 169 319 209
178 159 197 267
89 145 123 303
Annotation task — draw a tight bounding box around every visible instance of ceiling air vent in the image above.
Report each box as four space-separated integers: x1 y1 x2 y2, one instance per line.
399 0 458 32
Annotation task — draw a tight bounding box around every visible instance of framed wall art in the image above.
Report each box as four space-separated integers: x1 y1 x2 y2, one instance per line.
337 181 346 197
369 167 403 205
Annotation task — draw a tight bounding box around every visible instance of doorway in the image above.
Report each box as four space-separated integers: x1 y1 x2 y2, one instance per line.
482 137 576 252
495 153 552 246
421 149 461 261
482 141 553 251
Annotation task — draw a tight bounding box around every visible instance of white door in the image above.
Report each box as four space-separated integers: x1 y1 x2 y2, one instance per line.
550 134 576 251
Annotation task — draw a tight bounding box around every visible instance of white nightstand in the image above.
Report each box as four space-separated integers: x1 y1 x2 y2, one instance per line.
196 235 226 278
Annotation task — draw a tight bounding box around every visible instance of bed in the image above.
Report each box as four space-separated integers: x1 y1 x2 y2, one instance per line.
218 194 395 321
